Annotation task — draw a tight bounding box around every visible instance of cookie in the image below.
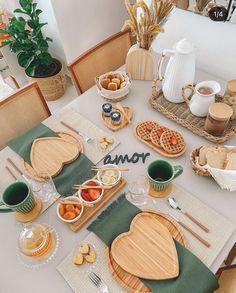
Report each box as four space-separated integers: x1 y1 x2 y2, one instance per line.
160 130 185 154
136 121 159 141
73 253 84 265
85 250 96 263
105 136 114 144
79 243 90 255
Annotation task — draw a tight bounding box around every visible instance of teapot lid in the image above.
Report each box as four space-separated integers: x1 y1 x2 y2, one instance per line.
175 38 194 54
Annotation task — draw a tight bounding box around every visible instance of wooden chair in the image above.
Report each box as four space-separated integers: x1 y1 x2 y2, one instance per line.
68 29 132 94
0 82 51 149
214 265 236 293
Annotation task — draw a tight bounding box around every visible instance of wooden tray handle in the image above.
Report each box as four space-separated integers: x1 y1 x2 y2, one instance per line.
182 84 195 105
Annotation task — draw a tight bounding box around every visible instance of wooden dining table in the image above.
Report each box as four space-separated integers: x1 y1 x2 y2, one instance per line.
0 67 236 293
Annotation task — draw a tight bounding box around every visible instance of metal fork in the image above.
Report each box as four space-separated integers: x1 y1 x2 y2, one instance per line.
60 121 94 143
88 272 110 293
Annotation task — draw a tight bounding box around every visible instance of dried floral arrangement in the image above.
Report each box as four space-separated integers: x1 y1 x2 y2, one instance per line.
195 0 211 12
123 0 174 50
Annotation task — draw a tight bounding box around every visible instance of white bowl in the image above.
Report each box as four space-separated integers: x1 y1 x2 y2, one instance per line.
96 71 131 101
57 196 84 223
97 164 121 186
78 179 104 204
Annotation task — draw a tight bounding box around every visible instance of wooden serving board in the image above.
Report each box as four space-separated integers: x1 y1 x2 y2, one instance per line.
22 132 83 179
111 212 179 280
134 123 186 158
107 210 187 293
101 106 133 132
68 177 126 232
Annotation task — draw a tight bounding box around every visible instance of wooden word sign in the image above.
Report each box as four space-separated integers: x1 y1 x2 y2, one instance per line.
103 152 150 165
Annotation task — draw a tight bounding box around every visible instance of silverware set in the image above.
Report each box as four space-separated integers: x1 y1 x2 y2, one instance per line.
152 197 211 248
60 121 94 143
5 158 24 181
88 272 110 293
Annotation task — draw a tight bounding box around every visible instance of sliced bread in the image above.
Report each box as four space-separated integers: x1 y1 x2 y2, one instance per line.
199 146 216 166
224 151 236 170
205 149 228 169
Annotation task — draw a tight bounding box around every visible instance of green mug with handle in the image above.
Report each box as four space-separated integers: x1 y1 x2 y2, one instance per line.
0 181 35 213
147 160 183 191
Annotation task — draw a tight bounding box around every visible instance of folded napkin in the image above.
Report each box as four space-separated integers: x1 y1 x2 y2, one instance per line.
88 195 219 293
206 166 236 192
7 123 96 197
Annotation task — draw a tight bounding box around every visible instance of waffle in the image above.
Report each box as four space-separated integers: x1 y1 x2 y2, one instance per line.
136 121 159 141
160 130 186 154
150 126 169 148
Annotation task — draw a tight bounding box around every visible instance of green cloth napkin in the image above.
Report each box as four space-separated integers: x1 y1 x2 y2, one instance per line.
88 195 219 293
7 123 96 197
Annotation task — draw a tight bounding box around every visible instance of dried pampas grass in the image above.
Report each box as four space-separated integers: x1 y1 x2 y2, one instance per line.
123 0 174 50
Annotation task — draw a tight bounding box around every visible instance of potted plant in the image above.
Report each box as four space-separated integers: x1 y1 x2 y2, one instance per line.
124 0 174 80
0 0 66 101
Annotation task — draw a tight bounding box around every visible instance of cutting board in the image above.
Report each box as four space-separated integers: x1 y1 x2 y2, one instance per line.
107 210 187 292
111 212 179 280
30 137 80 177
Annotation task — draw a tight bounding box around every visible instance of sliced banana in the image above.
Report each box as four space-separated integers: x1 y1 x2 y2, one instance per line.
101 175 112 185
105 170 116 177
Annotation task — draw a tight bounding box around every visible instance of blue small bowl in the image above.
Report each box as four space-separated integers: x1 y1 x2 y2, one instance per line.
102 103 112 117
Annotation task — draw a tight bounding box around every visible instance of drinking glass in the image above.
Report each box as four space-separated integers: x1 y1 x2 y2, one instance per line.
128 175 149 206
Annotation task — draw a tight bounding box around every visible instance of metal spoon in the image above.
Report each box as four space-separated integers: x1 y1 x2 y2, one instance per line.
168 197 209 233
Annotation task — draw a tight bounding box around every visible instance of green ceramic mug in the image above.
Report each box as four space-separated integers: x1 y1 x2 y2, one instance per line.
0 181 35 213
147 160 183 191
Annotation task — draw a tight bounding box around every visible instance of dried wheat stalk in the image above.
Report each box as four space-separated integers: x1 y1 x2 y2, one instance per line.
123 0 174 50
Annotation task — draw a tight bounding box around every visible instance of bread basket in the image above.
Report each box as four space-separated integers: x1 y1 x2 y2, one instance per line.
190 147 211 177
95 71 131 103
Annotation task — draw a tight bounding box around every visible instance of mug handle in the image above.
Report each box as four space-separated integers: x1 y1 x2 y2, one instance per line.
0 201 12 213
173 165 183 179
182 84 195 105
157 49 175 81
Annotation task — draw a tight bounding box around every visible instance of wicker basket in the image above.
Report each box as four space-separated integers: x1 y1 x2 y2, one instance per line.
95 71 131 103
28 59 66 101
190 147 211 177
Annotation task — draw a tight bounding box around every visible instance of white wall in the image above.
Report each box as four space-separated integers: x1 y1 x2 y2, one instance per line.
151 8 236 81
50 0 128 64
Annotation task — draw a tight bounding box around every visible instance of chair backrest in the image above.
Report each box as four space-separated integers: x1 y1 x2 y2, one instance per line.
68 29 132 94
0 82 51 149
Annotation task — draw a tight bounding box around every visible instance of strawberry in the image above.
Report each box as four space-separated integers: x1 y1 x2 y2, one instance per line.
86 181 97 187
88 189 101 201
170 136 178 145
157 127 164 137
81 190 92 202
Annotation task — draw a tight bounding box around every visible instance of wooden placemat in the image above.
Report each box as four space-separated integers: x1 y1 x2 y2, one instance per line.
101 106 133 131
150 88 236 144
134 122 186 158
107 210 187 293
68 178 126 232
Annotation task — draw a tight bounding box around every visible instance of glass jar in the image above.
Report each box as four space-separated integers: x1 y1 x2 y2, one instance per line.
204 103 233 136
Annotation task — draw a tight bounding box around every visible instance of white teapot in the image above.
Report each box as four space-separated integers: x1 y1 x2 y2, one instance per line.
158 39 195 103
182 81 221 117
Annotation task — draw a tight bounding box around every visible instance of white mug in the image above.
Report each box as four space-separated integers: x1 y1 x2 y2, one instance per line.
182 81 221 117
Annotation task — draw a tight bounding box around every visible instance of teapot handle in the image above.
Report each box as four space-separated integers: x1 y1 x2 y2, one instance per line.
182 84 195 105
158 49 175 81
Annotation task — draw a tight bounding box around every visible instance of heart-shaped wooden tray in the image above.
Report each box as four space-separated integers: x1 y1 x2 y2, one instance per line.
107 210 187 292
22 132 83 179
111 211 179 280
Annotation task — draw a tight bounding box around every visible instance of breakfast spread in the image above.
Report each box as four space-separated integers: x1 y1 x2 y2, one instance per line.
100 72 127 91
198 146 236 170
97 136 114 150
73 243 96 266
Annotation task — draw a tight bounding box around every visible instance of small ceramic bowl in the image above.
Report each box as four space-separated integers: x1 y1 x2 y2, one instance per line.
97 164 121 186
78 179 104 205
57 196 84 223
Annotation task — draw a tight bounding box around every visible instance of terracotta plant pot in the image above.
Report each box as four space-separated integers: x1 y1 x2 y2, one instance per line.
28 58 66 101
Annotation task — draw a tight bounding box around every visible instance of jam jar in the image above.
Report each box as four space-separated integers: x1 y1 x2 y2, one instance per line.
111 111 121 126
102 103 112 117
204 103 233 136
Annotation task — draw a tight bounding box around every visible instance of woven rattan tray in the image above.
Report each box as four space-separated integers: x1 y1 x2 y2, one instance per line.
150 85 236 144
190 147 211 177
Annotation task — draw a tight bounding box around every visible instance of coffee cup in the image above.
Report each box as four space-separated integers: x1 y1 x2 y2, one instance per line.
147 160 183 191
0 181 35 213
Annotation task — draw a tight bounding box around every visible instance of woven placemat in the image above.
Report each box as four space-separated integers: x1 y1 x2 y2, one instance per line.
57 185 235 292
150 87 236 144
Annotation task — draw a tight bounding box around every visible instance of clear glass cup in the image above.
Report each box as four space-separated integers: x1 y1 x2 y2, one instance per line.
128 175 149 206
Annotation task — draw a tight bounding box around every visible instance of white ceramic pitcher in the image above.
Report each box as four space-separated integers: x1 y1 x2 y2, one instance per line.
182 80 221 117
158 39 195 103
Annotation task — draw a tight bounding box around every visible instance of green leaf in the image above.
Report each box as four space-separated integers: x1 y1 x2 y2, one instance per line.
19 0 29 9
17 51 35 68
25 61 36 77
35 9 42 17
38 52 52 65
32 3 37 12
46 37 53 42
14 8 28 14
2 39 12 46
38 39 49 51
27 19 36 29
